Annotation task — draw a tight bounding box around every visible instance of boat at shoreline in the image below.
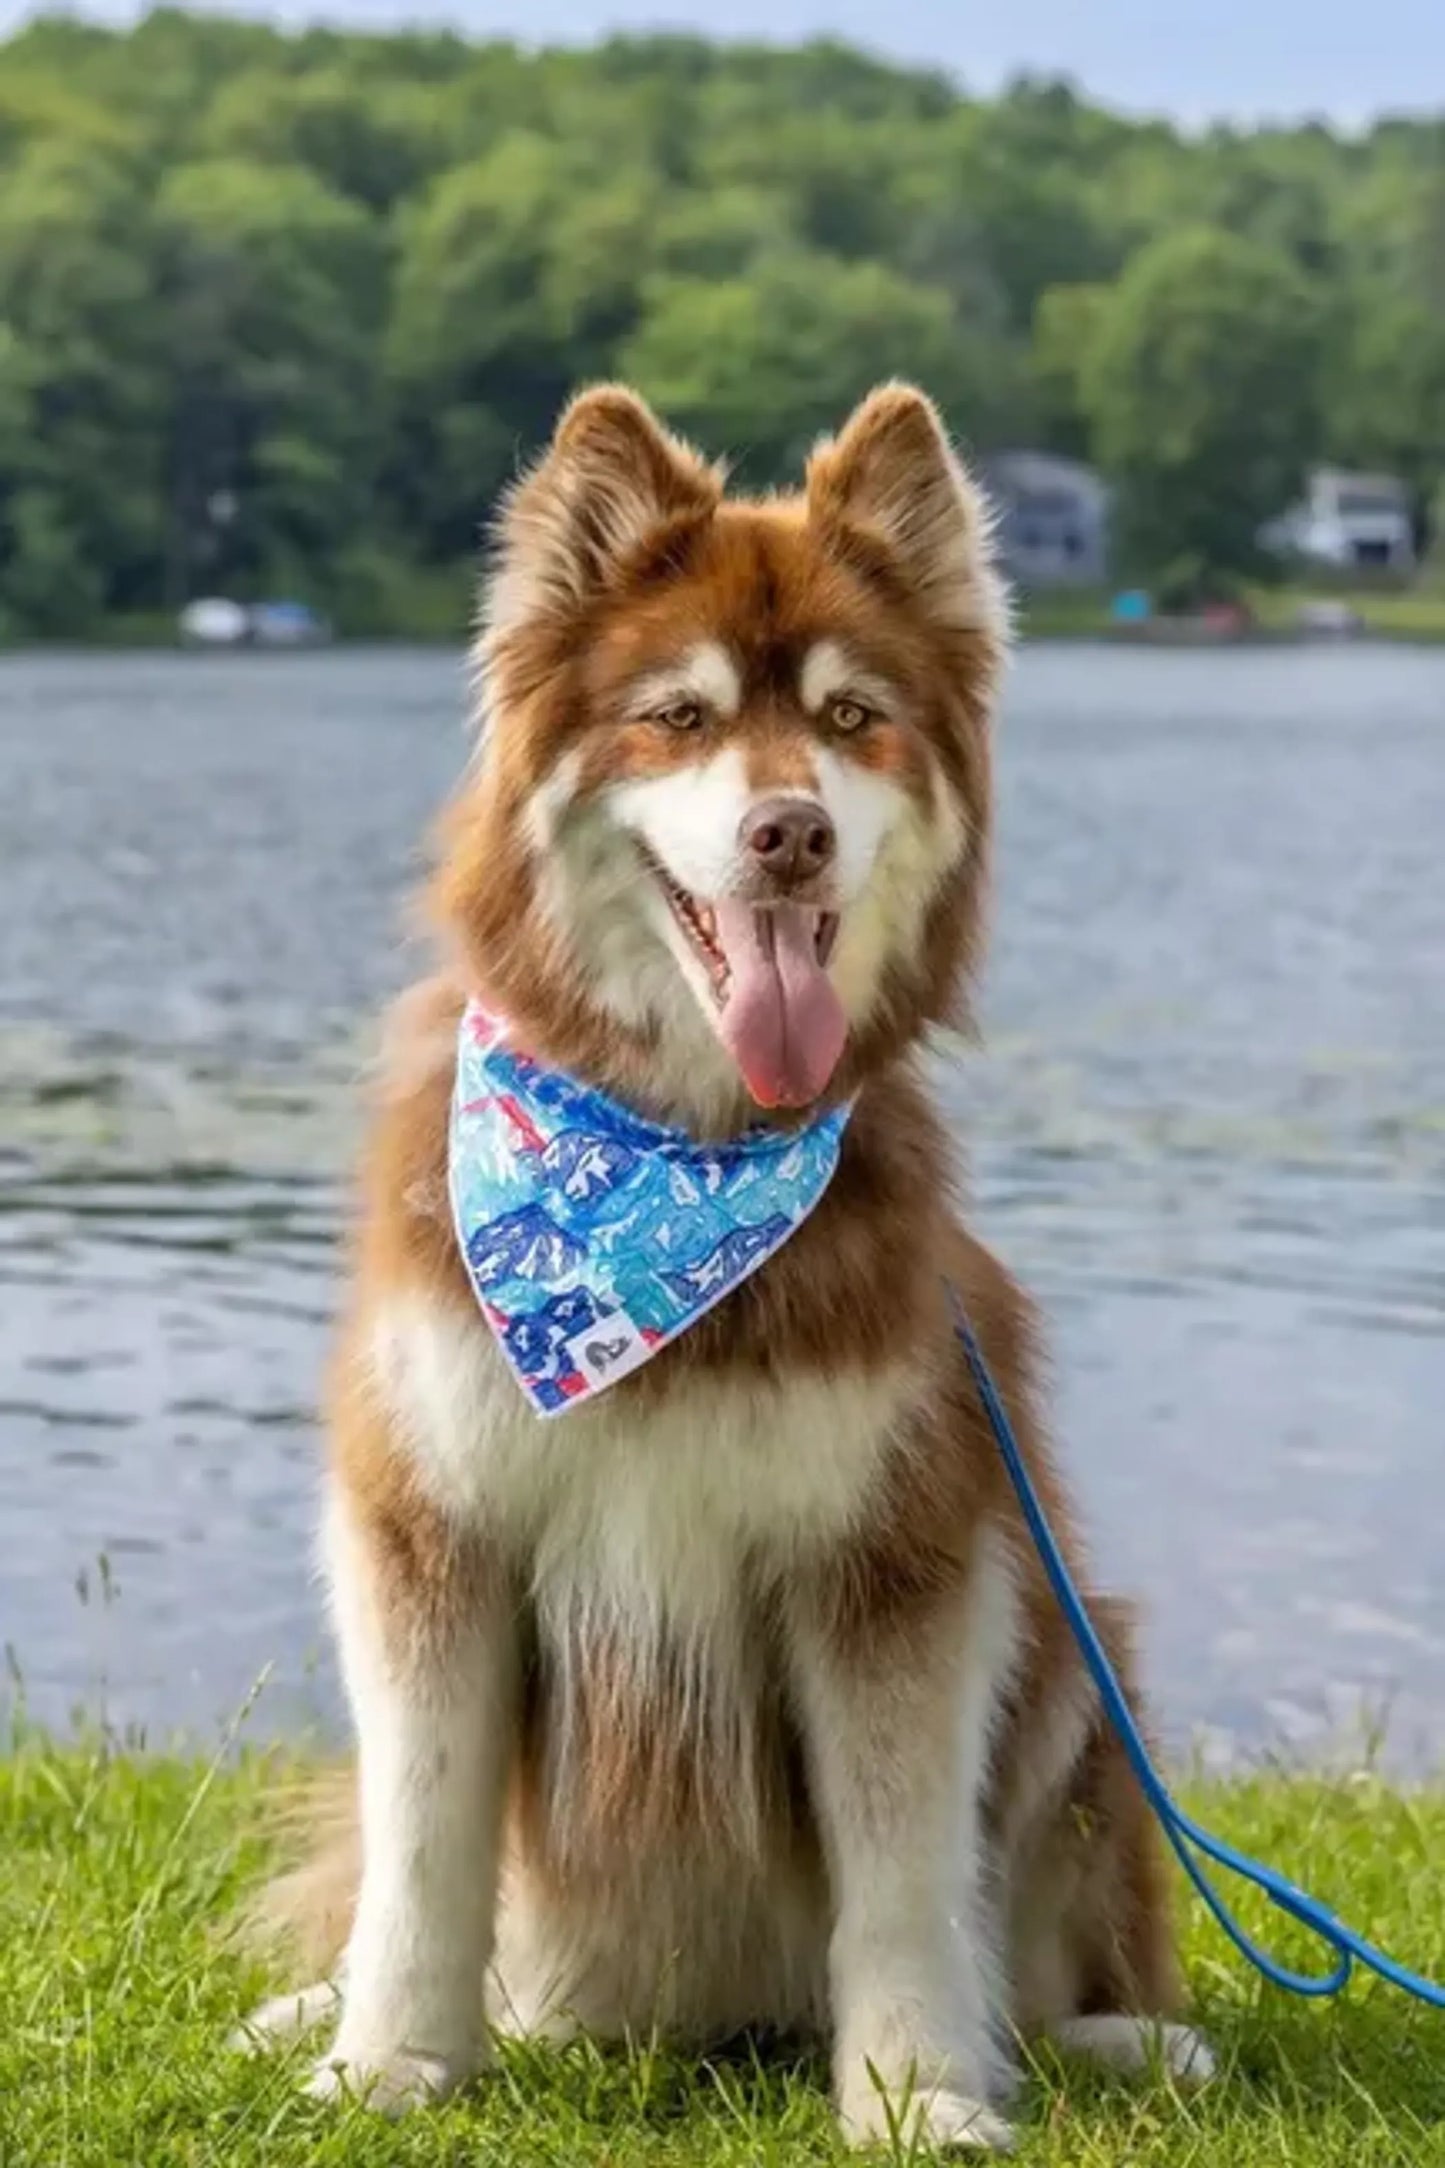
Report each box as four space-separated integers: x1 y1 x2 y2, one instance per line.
177 597 331 649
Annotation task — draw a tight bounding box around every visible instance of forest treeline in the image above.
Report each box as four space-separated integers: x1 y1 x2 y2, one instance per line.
1 11 1442 633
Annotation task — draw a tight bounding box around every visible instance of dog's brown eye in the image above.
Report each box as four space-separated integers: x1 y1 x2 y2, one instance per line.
659 699 703 732
829 696 870 735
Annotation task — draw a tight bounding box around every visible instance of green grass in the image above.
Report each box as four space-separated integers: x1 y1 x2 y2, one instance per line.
3 1740 1445 2165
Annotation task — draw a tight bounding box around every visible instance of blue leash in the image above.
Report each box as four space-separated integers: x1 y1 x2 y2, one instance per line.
947 1285 1445 2011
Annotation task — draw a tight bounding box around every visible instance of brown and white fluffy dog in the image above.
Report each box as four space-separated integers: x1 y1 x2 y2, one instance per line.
239 383 1212 2150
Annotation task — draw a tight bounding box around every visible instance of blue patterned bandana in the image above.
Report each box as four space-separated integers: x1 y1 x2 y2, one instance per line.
449 1001 851 1416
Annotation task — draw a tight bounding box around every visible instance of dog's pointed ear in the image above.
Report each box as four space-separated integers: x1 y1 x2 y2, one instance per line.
486 386 723 634
806 382 1005 638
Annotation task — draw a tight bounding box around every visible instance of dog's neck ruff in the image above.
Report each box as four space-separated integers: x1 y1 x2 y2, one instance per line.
448 1000 852 1416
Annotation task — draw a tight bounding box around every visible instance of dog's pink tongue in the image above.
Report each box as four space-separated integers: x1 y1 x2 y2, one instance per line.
713 900 847 1109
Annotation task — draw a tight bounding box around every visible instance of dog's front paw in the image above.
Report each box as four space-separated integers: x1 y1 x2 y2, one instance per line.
840 2076 1015 2154
305 2039 483 2115
912 2091 1016 2153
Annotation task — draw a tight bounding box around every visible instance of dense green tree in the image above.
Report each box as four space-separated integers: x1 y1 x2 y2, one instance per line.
385 131 658 553
621 249 1019 479
200 68 443 212
155 157 386 599
1030 282 1110 460
0 143 163 623
1325 152 1445 516
0 15 1438 635
911 90 1125 333
1076 227 1325 597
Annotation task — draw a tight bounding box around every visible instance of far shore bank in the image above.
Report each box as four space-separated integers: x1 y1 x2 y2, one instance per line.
6 624 1445 657
6 584 1445 656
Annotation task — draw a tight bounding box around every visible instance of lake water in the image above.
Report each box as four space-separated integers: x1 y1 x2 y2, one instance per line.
2 643 1443 1766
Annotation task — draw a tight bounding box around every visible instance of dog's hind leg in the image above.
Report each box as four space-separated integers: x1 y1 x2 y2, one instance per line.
1046 2013 1216 2086
1005 1648 1216 2097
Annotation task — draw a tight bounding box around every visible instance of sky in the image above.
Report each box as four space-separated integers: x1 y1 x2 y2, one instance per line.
4 0 1444 126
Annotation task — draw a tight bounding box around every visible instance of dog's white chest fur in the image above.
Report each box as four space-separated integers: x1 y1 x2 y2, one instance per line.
368 1295 913 1627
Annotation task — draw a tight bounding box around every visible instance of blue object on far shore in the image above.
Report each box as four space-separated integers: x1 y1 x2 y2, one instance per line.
1111 588 1153 623
249 600 330 647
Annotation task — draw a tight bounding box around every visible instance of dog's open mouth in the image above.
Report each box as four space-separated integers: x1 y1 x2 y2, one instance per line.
652 867 847 1110
657 871 840 999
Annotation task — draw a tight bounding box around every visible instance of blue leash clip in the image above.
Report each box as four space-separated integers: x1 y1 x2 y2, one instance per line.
948 1284 1445 2011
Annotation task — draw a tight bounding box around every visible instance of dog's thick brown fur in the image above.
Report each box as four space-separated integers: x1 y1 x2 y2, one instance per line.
238 383 1209 2149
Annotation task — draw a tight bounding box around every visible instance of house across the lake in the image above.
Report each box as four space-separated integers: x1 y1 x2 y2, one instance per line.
979 451 1110 588
1264 467 1416 574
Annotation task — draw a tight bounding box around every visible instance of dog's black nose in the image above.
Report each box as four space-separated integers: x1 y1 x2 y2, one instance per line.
740 797 836 888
